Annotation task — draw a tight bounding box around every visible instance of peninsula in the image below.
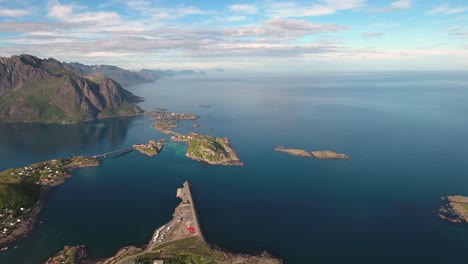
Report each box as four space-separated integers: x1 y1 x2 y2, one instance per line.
438 195 468 223
172 133 243 166
274 146 349 160
0 156 100 246
47 182 281 264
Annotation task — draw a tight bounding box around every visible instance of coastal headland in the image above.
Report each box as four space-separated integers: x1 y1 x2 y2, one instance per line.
49 181 281 264
438 195 468 223
0 156 100 247
274 146 349 160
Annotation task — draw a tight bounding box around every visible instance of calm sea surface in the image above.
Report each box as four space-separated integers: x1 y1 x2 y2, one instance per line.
1 72 468 263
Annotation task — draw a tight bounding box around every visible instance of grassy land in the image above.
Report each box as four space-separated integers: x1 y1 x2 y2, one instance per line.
133 140 164 157
0 157 99 239
458 203 468 212
45 246 86 264
0 157 99 211
114 237 226 264
0 183 40 213
187 136 229 163
153 121 178 131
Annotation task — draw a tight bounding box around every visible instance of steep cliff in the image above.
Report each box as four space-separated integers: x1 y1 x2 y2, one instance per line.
0 54 143 123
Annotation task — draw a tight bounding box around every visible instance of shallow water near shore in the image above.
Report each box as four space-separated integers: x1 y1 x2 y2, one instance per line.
1 72 468 263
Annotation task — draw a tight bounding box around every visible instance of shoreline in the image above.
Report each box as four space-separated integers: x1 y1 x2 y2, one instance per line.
0 157 100 247
0 187 48 247
63 181 282 264
0 112 147 125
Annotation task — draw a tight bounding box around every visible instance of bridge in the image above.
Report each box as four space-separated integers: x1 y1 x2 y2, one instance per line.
92 148 134 160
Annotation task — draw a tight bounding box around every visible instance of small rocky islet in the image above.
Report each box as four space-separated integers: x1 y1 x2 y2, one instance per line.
274 146 350 160
437 195 468 223
132 139 165 157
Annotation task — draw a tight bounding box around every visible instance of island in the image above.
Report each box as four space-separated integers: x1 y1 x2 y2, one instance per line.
0 156 100 247
153 121 178 132
149 110 199 121
311 150 350 160
437 195 468 223
132 140 165 157
171 133 243 166
274 146 349 160
47 182 281 264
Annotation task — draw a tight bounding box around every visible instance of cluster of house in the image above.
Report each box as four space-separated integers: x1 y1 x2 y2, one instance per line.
151 111 198 121
8 161 65 186
0 207 27 236
170 133 201 142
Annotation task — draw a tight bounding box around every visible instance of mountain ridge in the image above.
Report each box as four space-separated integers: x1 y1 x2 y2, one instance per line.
0 54 143 123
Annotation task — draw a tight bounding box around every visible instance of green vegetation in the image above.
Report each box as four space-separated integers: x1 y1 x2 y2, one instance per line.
115 237 226 264
458 203 468 212
0 157 99 240
100 101 142 118
153 120 178 131
156 237 225 263
0 157 99 211
0 183 40 212
187 136 229 163
133 140 164 157
45 246 87 264
0 55 143 123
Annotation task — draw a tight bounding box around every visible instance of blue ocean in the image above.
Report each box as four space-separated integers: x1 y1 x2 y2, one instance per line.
1 72 468 263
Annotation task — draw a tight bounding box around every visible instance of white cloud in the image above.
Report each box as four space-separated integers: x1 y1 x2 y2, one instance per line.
0 8 30 17
229 4 258 14
361 32 384 38
225 18 348 40
127 0 151 12
379 0 412 12
428 5 468 15
449 27 468 36
47 0 73 19
152 6 204 20
226 16 247 22
266 0 365 17
47 0 122 24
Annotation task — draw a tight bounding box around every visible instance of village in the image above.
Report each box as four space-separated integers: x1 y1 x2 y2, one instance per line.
148 110 199 121
0 156 100 247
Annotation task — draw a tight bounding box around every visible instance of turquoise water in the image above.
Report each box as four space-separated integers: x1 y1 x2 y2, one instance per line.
1 72 468 263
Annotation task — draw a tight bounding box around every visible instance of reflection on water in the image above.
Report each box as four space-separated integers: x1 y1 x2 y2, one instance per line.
0 116 138 170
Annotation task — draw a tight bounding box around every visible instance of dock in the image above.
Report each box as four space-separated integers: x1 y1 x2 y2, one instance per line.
177 181 206 244
147 181 206 248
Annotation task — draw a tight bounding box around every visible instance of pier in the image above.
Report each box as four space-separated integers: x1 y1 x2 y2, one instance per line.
147 181 206 248
177 181 206 244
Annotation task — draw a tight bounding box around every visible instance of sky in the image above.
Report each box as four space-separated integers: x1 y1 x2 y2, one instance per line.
0 0 467 71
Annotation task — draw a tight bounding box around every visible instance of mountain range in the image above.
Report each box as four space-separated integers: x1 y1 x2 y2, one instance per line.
0 54 143 123
65 63 210 87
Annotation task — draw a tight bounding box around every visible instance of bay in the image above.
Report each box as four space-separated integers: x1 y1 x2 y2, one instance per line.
1 72 468 263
